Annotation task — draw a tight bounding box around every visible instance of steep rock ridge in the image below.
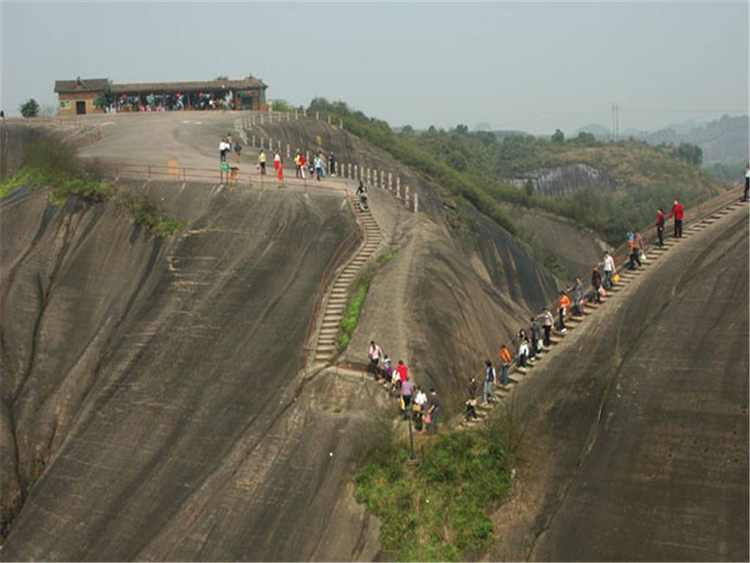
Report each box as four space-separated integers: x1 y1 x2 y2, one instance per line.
0 180 389 560
487 202 749 561
509 163 617 196
249 119 572 414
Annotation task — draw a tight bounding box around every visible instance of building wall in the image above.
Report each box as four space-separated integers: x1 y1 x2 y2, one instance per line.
57 91 102 116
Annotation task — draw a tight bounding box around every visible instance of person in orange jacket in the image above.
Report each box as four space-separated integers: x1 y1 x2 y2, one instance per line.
499 344 513 385
558 290 571 333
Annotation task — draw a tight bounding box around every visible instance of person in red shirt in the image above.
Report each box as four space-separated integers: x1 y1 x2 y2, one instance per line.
655 208 666 247
669 199 685 238
396 360 408 388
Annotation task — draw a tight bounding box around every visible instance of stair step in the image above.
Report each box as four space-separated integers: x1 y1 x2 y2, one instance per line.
319 329 339 336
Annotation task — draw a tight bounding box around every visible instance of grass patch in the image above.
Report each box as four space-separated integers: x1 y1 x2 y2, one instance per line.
377 246 399 265
0 133 184 238
338 276 370 351
354 405 522 561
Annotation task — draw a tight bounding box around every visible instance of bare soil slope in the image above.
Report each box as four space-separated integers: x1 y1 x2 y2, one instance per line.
0 180 388 560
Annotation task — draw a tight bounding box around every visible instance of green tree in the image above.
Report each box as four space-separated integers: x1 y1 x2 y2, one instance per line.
676 143 703 166
454 124 469 135
574 131 596 145
551 129 565 143
214 75 229 81
400 125 415 136
270 99 293 112
525 179 535 197
20 98 39 118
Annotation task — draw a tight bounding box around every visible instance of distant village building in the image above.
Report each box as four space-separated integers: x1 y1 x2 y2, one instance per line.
54 76 268 116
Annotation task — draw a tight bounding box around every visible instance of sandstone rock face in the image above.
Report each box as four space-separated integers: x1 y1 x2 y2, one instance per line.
511 163 617 196
1 182 387 561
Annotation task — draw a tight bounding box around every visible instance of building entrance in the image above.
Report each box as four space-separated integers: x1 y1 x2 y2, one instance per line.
76 101 86 115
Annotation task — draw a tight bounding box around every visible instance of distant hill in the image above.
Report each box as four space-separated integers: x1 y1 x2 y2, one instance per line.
644 114 748 164
575 124 612 139
575 115 749 165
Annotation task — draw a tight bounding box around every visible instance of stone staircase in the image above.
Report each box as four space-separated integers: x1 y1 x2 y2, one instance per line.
458 199 748 429
312 194 384 366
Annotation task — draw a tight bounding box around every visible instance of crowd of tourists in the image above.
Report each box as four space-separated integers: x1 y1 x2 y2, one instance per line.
216 133 339 187
366 341 442 434
105 91 237 113
362 197 708 429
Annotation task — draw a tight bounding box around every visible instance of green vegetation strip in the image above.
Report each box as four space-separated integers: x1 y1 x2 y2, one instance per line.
1 132 184 237
355 416 515 561
338 277 370 351
308 98 720 247
1 168 183 237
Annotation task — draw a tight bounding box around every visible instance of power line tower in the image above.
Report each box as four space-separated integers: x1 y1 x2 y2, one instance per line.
611 103 621 141
0 110 7 181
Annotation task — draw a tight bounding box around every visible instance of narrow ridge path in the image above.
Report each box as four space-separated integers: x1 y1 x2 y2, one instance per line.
458 198 748 429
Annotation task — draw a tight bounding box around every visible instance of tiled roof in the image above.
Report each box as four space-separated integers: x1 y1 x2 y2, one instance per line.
110 78 267 94
54 78 110 94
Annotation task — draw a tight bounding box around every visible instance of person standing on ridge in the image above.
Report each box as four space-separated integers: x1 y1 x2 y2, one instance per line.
427 389 440 434
669 199 685 238
400 377 413 420
396 360 408 389
314 154 324 181
518 338 530 367
329 152 337 177
483 360 496 403
298 151 307 179
744 163 749 202
558 290 571 334
530 316 542 355
542 309 554 347
603 251 616 289
367 341 383 377
273 151 281 174
258 150 267 175
499 345 513 385
655 208 666 247
627 232 642 270
219 138 230 162
591 265 603 304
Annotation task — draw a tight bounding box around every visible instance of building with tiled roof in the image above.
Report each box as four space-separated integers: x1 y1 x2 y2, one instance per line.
54 76 268 116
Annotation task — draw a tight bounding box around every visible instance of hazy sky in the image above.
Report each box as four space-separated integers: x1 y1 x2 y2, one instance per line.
1 1 748 133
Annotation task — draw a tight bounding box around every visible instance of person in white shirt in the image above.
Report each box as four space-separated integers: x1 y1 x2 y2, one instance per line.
218 139 231 162
743 164 749 202
602 251 616 289
367 340 383 378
